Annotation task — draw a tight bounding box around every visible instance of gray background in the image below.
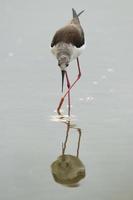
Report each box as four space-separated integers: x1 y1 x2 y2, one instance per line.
0 0 133 199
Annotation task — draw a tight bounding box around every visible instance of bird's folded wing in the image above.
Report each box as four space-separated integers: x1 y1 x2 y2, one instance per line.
51 25 85 48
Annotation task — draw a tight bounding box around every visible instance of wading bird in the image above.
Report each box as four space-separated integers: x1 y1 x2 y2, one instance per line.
51 8 85 115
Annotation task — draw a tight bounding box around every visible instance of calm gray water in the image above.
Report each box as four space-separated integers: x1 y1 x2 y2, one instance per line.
0 0 133 199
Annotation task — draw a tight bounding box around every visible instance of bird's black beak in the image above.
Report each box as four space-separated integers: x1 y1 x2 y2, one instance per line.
61 70 66 92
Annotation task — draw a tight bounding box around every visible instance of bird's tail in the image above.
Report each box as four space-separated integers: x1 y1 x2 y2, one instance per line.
72 8 85 19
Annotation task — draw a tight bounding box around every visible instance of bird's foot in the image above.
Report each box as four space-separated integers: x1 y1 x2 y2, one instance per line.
57 97 64 115
57 108 62 115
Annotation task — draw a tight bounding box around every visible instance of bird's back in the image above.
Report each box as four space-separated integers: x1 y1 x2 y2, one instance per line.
51 25 84 48
51 9 85 48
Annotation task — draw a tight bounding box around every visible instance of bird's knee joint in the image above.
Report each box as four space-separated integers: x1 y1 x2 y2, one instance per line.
78 73 81 79
67 83 70 88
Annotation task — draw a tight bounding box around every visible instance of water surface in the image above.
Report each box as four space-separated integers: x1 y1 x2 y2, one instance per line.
0 0 133 200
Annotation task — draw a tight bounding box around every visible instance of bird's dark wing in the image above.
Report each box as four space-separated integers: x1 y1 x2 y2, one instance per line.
51 25 85 48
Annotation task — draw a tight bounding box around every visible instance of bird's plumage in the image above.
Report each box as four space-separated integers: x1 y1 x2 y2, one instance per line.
51 25 84 48
51 9 85 48
51 8 85 77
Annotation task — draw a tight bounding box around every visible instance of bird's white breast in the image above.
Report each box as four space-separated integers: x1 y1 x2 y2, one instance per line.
70 44 86 61
51 43 86 62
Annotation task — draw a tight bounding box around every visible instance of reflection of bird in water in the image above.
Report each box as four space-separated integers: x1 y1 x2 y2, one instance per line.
61 120 81 157
51 115 86 187
51 8 85 116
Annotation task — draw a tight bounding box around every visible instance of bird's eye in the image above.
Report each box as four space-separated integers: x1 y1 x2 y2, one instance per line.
66 63 69 67
58 63 61 67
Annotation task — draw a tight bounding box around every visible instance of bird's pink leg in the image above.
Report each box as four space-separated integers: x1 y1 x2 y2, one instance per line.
57 57 81 115
65 72 71 116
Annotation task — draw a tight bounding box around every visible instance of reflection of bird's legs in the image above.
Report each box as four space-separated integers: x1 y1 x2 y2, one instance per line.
62 120 82 158
76 128 81 157
65 72 71 116
62 121 70 156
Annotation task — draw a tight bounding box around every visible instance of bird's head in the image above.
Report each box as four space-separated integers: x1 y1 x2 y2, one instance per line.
58 54 70 70
57 54 70 92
